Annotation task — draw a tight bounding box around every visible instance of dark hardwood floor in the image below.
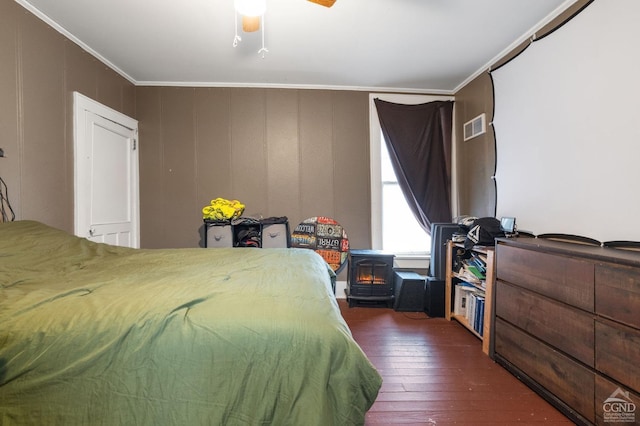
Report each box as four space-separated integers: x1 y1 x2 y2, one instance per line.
338 300 574 426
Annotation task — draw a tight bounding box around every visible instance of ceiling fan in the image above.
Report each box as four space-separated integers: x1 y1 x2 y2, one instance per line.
307 0 336 7
234 0 337 56
236 0 337 33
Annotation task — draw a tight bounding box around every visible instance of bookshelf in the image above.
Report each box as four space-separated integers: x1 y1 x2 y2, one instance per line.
444 240 495 355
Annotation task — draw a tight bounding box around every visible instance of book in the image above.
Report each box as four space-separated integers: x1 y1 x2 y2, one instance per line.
474 296 485 336
454 284 476 317
468 254 487 272
467 293 476 326
466 265 485 280
457 266 482 285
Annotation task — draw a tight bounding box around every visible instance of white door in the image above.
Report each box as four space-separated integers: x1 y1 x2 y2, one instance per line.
73 92 140 248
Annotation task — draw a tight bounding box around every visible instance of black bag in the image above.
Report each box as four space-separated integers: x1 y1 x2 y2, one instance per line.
464 217 505 249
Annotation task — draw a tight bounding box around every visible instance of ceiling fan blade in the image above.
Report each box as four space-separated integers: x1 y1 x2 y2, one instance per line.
307 0 336 7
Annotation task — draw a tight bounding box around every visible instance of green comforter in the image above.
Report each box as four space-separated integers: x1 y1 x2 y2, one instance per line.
0 221 381 425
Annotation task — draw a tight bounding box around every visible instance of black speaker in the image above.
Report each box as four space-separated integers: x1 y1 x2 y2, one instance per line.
393 271 426 312
424 277 445 317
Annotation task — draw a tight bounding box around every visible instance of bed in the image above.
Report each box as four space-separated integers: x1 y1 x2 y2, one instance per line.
0 220 381 425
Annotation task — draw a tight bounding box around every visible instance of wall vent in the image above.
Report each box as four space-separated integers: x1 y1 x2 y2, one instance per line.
463 113 486 141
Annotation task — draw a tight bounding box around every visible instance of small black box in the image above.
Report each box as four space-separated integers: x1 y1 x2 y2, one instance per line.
393 271 426 312
424 277 445 317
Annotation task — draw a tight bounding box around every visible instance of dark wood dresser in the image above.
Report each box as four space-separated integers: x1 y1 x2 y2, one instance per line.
493 237 640 426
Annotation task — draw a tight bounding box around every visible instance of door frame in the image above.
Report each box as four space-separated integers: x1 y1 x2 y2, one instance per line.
73 92 140 247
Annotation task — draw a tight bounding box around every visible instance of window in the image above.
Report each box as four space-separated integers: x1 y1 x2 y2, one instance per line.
369 93 455 266
380 137 430 254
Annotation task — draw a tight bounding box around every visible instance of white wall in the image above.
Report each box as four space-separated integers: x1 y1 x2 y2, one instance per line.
492 0 640 242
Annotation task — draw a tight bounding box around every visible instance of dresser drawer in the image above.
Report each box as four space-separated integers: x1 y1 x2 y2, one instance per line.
596 262 640 329
496 281 594 366
496 244 594 311
495 318 595 423
595 374 640 426
205 224 233 248
261 223 289 248
595 318 640 393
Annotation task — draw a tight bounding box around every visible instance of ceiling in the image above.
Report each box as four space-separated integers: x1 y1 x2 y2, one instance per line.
17 0 575 93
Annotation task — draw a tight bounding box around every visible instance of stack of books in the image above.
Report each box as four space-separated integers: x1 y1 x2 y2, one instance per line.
453 283 485 336
467 292 485 337
456 252 487 287
453 251 488 336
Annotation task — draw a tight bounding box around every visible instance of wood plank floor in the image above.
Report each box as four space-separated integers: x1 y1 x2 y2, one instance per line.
338 300 574 426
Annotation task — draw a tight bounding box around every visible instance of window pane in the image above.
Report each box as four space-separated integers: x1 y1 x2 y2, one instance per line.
382 183 430 253
380 142 397 182
380 140 430 254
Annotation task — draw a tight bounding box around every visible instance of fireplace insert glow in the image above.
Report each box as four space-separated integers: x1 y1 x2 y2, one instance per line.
346 249 395 307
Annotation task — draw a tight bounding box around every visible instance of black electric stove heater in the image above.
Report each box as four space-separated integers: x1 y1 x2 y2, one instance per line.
346 249 395 307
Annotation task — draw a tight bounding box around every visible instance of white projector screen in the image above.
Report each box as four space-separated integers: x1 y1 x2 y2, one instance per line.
492 0 640 243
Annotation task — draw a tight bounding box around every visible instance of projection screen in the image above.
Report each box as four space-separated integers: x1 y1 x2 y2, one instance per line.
492 0 640 243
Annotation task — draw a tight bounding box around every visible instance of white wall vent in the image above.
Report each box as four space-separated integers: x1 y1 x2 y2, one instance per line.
463 113 486 141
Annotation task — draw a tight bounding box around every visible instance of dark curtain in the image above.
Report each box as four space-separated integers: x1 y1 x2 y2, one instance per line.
374 99 454 236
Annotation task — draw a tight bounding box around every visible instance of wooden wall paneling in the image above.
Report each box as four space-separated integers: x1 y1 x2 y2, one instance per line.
454 72 495 217
265 89 300 222
64 41 99 231
96 65 127 114
160 87 198 247
19 10 68 230
121 81 136 120
136 87 164 248
134 87 373 249
195 88 233 223
229 88 268 217
0 0 21 221
64 43 99 102
1 0 135 232
331 91 370 250
298 90 334 219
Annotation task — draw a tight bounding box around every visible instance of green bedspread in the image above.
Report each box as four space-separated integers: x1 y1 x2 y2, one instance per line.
0 221 381 425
